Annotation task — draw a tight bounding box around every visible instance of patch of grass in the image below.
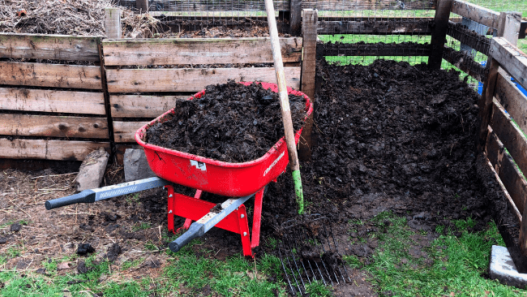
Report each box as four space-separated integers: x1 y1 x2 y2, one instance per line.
122 258 143 270
133 222 151 232
5 247 20 259
365 212 523 296
144 241 159 251
305 280 333 297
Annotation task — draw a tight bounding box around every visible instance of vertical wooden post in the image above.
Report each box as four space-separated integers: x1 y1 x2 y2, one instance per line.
290 0 302 36
136 0 149 13
428 0 453 70
298 9 318 161
104 8 121 39
503 12 522 46
477 12 511 152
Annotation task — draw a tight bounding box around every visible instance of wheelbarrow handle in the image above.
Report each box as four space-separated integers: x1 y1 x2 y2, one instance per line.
45 190 95 210
45 177 170 210
169 223 203 253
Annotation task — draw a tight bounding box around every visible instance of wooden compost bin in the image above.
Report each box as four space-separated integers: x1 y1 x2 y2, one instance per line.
101 37 302 162
0 34 110 162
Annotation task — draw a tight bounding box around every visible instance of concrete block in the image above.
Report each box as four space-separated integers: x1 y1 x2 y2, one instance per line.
490 245 527 289
124 148 156 182
75 147 109 192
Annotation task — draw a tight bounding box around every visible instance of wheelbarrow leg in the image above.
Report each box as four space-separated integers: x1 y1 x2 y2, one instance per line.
182 190 202 230
165 185 176 234
237 204 253 257
251 188 265 249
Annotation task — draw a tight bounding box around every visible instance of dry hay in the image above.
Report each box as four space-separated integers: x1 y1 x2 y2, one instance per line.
0 0 160 37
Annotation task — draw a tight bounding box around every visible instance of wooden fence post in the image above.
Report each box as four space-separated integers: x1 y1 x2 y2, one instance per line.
136 0 149 13
477 12 517 152
299 9 317 161
290 0 302 36
428 0 453 70
104 8 121 39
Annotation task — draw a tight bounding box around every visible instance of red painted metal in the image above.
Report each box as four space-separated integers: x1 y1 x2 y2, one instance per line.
251 188 264 248
164 185 254 257
181 189 202 231
135 82 313 197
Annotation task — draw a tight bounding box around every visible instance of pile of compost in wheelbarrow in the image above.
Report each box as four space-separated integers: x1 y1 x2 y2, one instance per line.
260 59 516 242
145 80 306 163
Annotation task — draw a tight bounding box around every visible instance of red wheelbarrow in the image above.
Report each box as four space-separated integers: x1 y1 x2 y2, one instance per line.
45 82 313 258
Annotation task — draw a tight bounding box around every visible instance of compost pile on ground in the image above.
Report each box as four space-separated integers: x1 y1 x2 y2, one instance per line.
262 59 503 237
0 0 160 37
145 81 306 163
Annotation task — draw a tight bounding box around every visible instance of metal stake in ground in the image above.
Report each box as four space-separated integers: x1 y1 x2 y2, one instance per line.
264 0 305 214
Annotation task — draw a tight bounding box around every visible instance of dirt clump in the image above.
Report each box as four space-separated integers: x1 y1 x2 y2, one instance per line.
76 243 95 256
146 80 306 163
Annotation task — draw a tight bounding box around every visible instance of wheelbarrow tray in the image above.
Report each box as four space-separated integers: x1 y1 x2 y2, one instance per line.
135 82 313 197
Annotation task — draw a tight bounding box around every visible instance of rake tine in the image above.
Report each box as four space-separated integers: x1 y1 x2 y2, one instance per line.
289 232 312 284
323 225 347 283
299 228 318 283
307 229 334 285
328 225 352 283
284 249 303 294
284 234 306 291
301 229 326 286
278 249 295 295
317 226 339 285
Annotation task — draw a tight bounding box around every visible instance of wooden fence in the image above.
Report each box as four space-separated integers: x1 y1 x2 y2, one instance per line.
1 0 527 270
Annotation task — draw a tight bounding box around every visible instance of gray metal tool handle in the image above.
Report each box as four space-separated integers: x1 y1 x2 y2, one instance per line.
45 190 96 210
45 177 170 210
169 223 203 252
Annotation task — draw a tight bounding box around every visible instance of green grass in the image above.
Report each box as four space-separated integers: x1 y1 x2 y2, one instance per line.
132 222 151 232
359 212 526 297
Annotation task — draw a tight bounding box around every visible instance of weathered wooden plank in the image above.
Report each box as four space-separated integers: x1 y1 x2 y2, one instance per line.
477 12 507 152
103 38 302 66
106 67 301 93
105 8 121 39
303 0 434 10
110 95 187 118
451 0 500 29
0 34 99 62
490 38 527 91
118 0 290 11
113 121 150 143
446 21 491 56
442 46 486 81
491 99 527 178
299 9 317 161
495 70 527 136
289 0 302 35
317 20 432 35
318 42 431 57
0 114 108 139
429 0 453 70
487 130 525 219
0 139 110 161
0 62 102 90
0 88 105 115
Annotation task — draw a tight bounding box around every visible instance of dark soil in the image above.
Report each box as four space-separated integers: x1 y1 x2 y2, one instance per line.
146 80 306 163
261 59 497 240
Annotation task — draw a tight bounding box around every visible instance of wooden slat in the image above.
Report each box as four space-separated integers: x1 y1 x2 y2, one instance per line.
102 38 302 66
106 67 301 93
303 0 434 10
0 139 109 161
317 20 432 35
495 70 527 136
118 1 290 11
487 130 525 219
491 99 527 178
451 0 500 29
113 121 150 143
0 114 108 139
490 37 527 90
446 21 491 56
0 34 99 62
0 88 105 115
0 62 102 90
442 46 486 82
318 42 431 57
111 95 187 118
